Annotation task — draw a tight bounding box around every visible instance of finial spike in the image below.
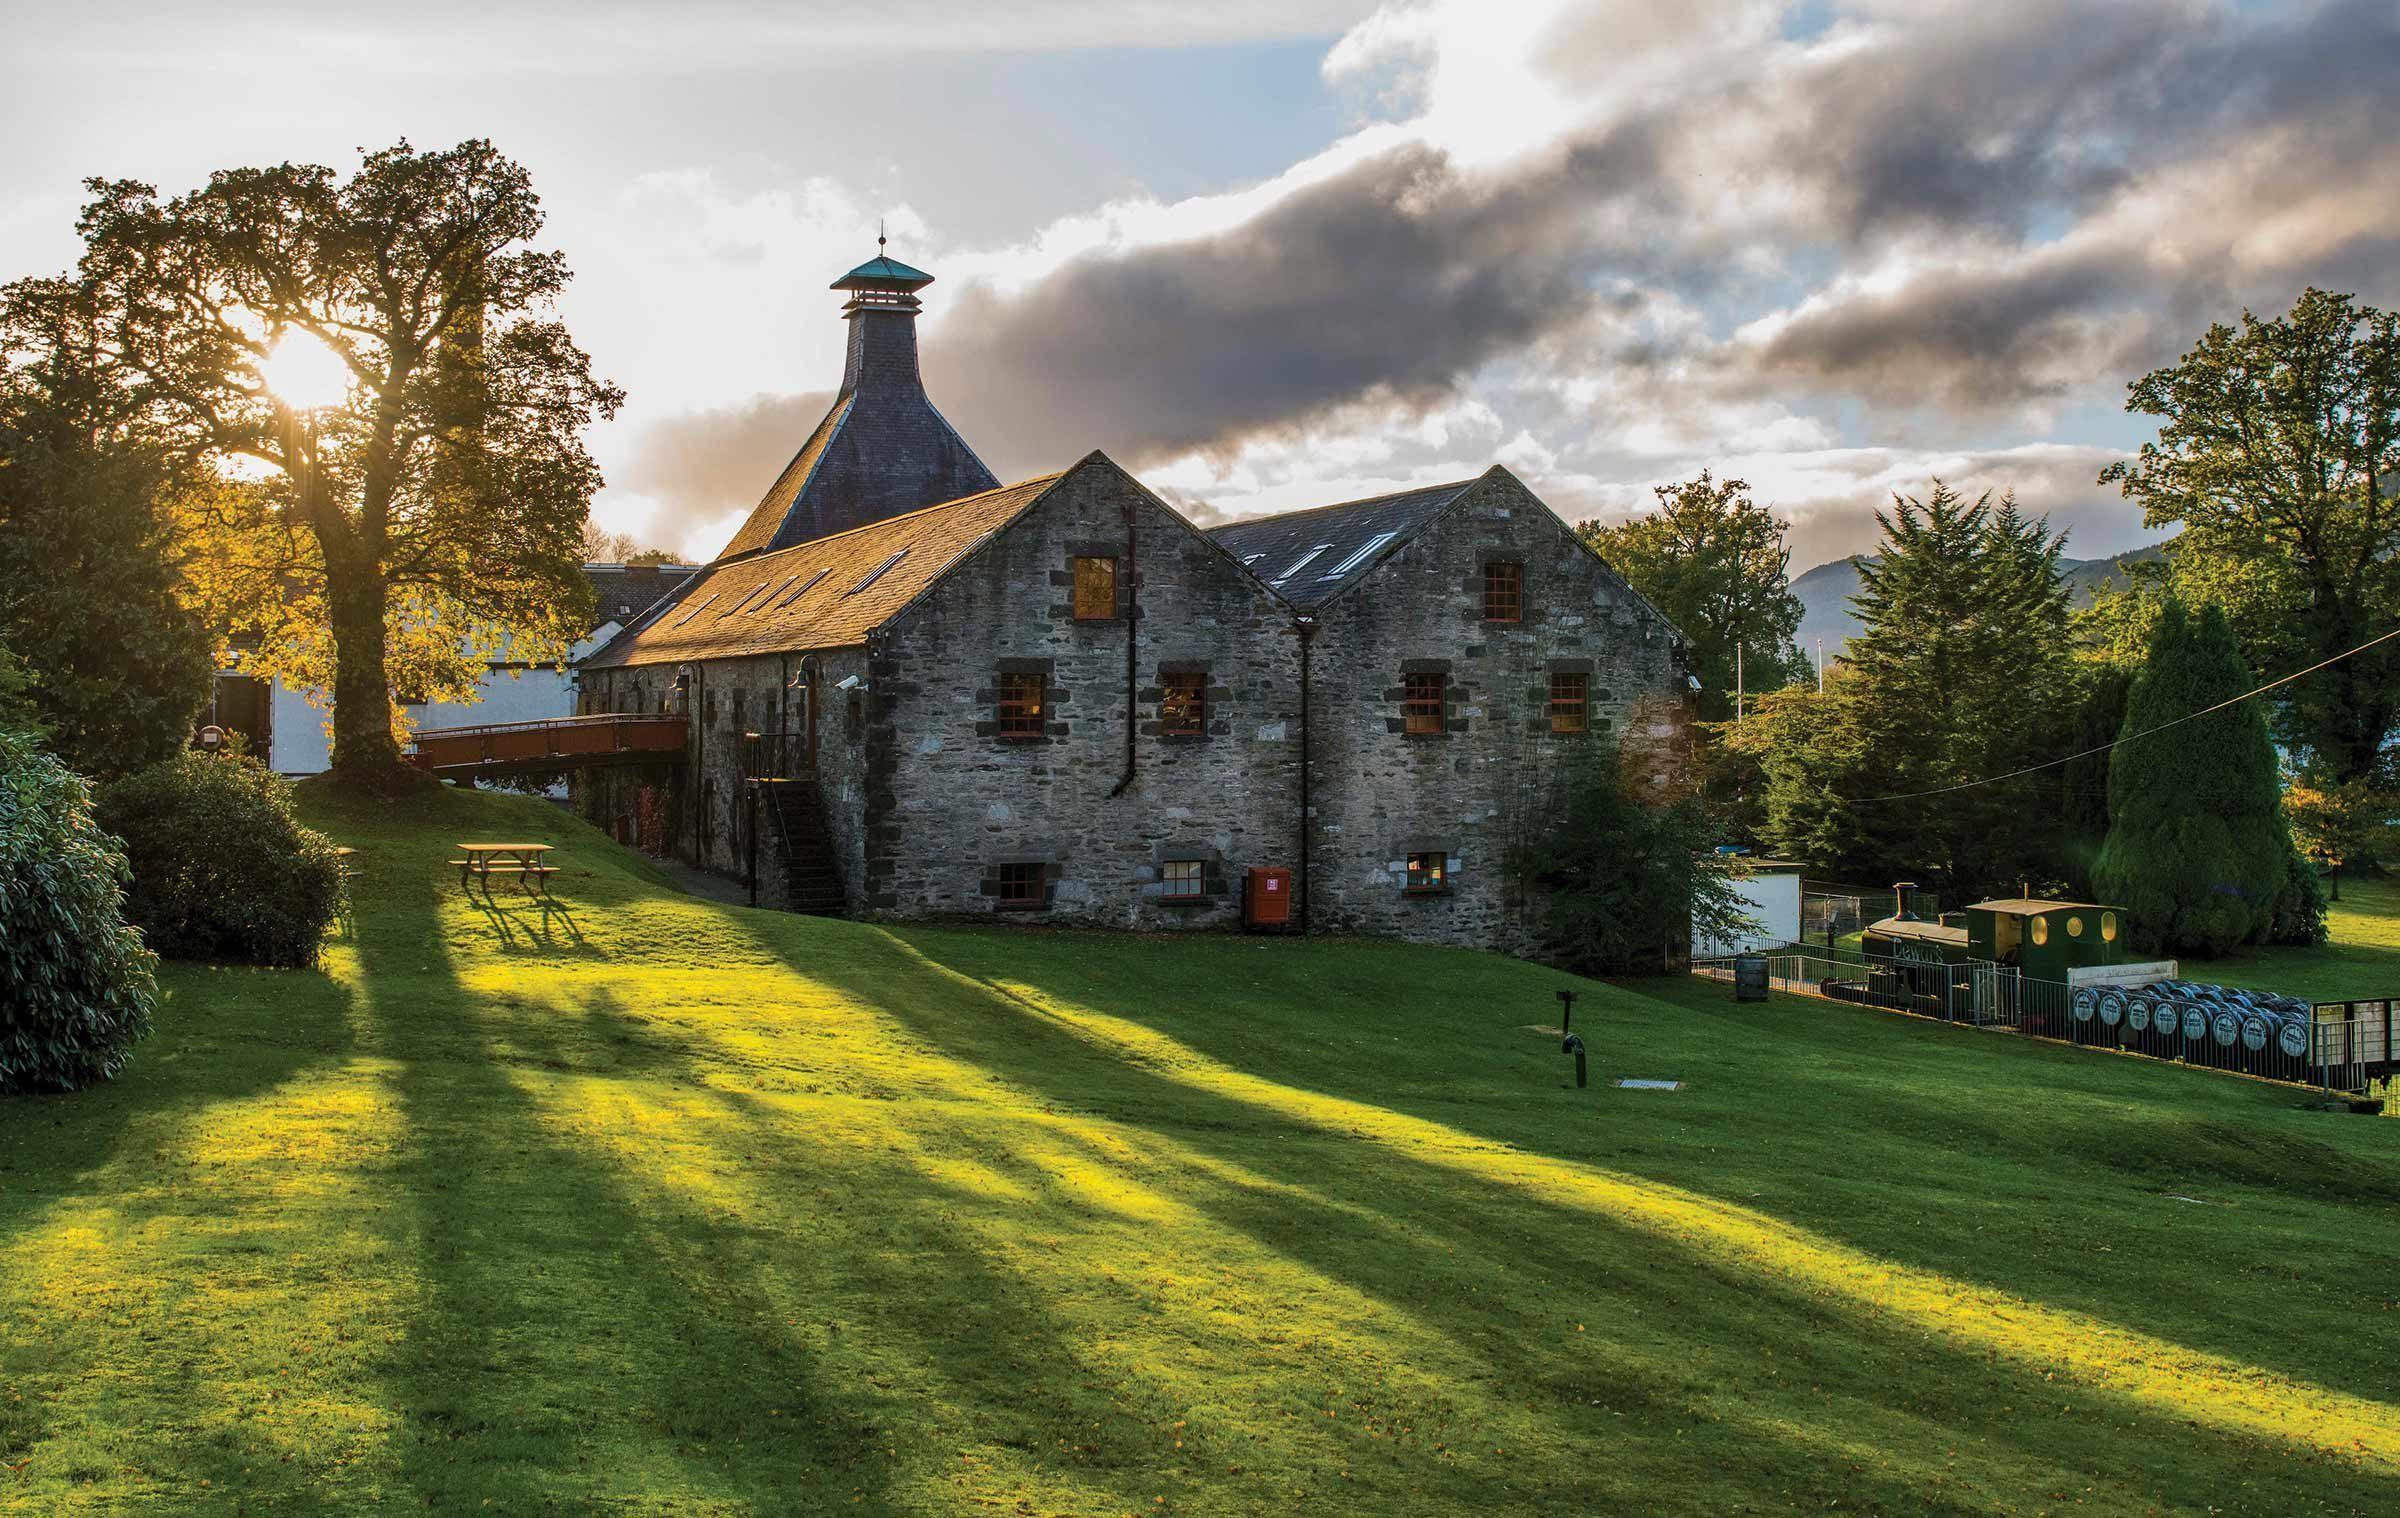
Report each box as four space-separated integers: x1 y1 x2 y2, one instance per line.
878 217 886 253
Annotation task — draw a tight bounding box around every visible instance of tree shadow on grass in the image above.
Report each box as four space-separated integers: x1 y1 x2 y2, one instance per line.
352 891 1202 1515
757 919 2400 1516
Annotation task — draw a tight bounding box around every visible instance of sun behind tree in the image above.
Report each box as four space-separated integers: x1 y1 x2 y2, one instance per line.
1 139 623 787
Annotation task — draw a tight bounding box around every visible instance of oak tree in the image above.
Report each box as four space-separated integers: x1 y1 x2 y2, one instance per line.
1 139 622 785
2102 288 2400 783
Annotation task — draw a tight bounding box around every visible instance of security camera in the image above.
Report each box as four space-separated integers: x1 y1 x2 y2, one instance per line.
1686 674 1703 692
835 675 864 692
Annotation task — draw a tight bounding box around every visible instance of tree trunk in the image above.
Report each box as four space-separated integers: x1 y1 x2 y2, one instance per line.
325 557 404 785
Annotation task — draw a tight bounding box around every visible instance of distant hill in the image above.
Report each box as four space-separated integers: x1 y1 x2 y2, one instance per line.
1791 542 2169 659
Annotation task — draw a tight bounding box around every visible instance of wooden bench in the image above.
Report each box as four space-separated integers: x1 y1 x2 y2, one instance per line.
449 849 560 894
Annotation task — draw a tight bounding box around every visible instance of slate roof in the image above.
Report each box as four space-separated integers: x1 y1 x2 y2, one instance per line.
717 260 1000 560
1207 477 1483 607
584 474 1060 669
583 563 702 630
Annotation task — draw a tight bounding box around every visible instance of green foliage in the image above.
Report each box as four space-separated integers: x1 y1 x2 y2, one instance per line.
1516 747 1752 975
1733 482 2075 900
0 725 157 1092
2 139 619 785
0 373 214 781
2057 662 2133 891
96 749 343 967
1579 471 1805 722
2269 838 2330 948
2094 602 2289 954
2102 288 2400 782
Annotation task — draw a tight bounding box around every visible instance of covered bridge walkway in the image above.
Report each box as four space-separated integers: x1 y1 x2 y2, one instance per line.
405 713 686 782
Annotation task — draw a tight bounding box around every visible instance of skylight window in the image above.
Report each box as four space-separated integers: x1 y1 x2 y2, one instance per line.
778 568 830 608
671 593 718 626
1272 543 1334 584
1321 532 1397 579
846 550 908 595
742 575 799 613
721 580 779 616
1240 553 1265 566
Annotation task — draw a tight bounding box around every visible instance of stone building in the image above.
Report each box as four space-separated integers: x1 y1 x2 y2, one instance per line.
576 249 1685 953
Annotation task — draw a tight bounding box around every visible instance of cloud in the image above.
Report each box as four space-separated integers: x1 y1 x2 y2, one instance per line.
609 391 833 553
595 0 2400 564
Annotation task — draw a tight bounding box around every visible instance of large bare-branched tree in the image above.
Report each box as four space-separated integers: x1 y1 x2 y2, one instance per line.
1 139 622 785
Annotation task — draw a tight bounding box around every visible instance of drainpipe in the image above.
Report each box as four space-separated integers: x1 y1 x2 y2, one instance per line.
1296 614 1317 934
1108 497 1140 798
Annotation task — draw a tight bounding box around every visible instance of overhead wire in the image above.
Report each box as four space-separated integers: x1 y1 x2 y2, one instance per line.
1825 622 2400 806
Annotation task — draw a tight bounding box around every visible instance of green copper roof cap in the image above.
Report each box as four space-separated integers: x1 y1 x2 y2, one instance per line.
831 253 934 292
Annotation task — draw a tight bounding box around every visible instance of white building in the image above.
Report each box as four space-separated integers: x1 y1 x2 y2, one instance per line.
204 564 697 774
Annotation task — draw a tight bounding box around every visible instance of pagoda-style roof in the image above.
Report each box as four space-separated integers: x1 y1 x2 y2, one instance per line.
832 254 934 292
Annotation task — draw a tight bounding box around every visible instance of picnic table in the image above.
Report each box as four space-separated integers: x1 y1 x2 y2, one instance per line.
449 842 558 893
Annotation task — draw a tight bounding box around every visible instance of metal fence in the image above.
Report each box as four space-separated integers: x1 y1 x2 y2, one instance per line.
1696 950 2392 1099
1799 883 1938 948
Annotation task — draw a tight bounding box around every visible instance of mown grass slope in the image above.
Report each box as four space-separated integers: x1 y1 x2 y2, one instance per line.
3 782 2397 1515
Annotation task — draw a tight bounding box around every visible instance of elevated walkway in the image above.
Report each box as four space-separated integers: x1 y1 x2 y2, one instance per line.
406 713 686 781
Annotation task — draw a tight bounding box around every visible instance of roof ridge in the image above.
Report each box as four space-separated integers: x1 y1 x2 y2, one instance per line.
721 471 1065 569
1208 476 1483 534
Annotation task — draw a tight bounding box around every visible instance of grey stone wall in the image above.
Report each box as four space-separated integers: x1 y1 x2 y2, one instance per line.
1300 471 1683 952
864 458 1305 927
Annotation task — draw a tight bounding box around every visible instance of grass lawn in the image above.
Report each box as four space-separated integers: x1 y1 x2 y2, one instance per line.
4 785 2399 1515
2198 873 2400 1004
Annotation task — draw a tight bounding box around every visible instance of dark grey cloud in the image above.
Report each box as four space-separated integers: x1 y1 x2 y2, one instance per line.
613 389 830 541
926 136 1653 478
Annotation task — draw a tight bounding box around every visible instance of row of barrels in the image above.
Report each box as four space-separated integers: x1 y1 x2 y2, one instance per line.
2070 979 2316 1063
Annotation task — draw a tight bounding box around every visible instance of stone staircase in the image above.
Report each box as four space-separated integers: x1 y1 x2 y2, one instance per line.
752 775 845 916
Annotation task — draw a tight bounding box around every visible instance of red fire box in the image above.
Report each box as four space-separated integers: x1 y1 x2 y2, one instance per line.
1244 866 1293 928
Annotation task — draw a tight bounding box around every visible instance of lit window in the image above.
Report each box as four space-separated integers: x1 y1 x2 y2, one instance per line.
1402 672 1446 735
1162 671 1206 737
1072 556 1118 620
2066 914 2085 939
1274 543 1334 583
996 861 1043 907
1162 859 1205 899
1549 672 1589 734
1406 852 1448 894
2031 916 2049 946
1483 562 1523 622
996 671 1046 740
2101 911 2119 943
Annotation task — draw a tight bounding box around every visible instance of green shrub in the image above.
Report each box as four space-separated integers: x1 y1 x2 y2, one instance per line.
97 749 343 967
2267 839 2331 946
0 726 157 1092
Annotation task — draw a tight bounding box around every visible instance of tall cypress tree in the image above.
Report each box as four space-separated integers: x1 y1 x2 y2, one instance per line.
2093 600 2286 954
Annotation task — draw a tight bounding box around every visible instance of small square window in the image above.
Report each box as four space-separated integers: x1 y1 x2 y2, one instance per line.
1483 561 1523 622
997 671 1046 740
1162 671 1206 737
1406 852 1448 894
997 861 1044 907
1549 672 1589 734
1072 556 1118 621
1161 859 1205 899
1402 672 1446 736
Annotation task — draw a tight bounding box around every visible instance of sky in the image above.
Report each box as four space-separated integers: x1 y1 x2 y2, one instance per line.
5 0 2397 572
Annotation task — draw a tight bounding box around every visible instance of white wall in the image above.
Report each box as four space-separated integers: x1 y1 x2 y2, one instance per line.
1695 869 1802 957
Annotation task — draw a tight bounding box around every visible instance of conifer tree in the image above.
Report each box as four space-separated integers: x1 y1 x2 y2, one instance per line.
2093 600 2288 954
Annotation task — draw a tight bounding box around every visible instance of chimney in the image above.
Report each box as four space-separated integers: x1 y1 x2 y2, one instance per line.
711 237 1001 561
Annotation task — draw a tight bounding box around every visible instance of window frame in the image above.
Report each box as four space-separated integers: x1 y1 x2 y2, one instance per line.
995 861 1045 909
1401 671 1447 736
1548 671 1590 735
1160 858 1206 900
1405 851 1450 895
1161 670 1207 738
996 670 1047 741
1071 555 1120 622
1483 561 1524 622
